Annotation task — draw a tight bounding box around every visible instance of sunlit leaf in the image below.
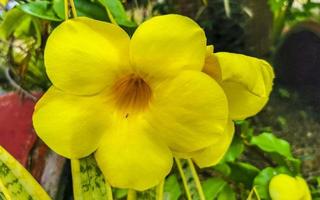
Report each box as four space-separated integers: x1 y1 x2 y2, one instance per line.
19 1 62 21
250 132 293 158
202 177 227 200
0 146 52 200
98 0 136 27
164 174 182 200
71 155 113 200
217 184 236 200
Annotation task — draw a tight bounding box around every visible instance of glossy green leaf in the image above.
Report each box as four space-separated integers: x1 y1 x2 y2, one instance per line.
214 163 231 176
19 1 62 21
217 184 236 200
71 155 113 200
0 8 31 39
0 146 52 200
202 177 227 200
164 175 182 200
228 162 260 189
98 0 136 27
75 0 109 21
221 133 244 162
250 132 293 158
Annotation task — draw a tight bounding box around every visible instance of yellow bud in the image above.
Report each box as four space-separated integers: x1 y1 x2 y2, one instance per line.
269 174 311 200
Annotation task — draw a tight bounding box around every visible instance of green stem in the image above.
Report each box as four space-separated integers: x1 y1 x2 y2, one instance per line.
156 180 164 200
187 159 206 200
272 0 294 45
175 158 192 200
69 0 78 17
127 189 136 200
64 0 68 20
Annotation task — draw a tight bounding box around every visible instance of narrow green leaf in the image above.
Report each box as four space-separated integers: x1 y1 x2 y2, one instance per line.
71 155 113 200
250 132 293 158
164 175 182 200
0 146 52 200
98 0 136 27
19 1 62 21
202 178 226 200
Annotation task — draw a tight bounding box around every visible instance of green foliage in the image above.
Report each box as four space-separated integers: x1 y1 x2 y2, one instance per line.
202 178 226 199
164 175 182 200
0 1 314 200
0 146 51 200
98 0 136 27
250 132 293 158
19 1 62 21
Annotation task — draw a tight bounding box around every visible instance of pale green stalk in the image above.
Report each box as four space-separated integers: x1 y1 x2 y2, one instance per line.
175 158 192 200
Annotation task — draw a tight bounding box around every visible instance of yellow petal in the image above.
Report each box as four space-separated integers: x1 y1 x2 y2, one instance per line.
33 87 111 158
296 177 312 200
269 174 305 200
203 46 221 81
95 117 172 191
130 14 206 79
45 17 130 95
204 52 274 120
191 120 235 168
146 70 228 153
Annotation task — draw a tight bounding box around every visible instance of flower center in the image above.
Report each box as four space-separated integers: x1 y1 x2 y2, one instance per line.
113 74 152 115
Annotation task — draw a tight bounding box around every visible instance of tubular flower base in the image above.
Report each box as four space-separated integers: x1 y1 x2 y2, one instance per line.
32 15 230 190
269 174 311 200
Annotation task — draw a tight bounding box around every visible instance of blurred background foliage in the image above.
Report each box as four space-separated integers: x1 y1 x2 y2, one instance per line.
0 0 320 199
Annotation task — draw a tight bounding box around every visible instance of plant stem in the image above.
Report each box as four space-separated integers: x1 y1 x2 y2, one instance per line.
127 189 136 200
69 0 78 18
187 159 206 200
64 0 69 20
156 180 164 200
175 158 192 200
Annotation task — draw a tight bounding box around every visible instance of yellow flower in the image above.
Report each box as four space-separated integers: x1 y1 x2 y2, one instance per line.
0 0 7 6
32 15 229 190
176 46 275 168
269 174 312 200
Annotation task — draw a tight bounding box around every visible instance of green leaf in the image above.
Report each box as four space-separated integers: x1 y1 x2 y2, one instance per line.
0 8 31 39
0 146 52 200
71 155 113 200
250 132 293 158
222 133 244 162
164 175 182 200
98 0 136 27
19 1 62 21
253 167 291 200
75 0 109 21
228 162 260 189
202 178 227 200
217 184 236 200
214 163 231 176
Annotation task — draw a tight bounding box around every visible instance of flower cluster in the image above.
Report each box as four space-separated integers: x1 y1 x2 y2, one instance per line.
32 14 274 190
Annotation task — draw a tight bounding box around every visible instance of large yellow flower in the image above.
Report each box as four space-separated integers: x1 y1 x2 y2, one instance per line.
176 46 275 168
32 15 229 190
269 174 311 200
